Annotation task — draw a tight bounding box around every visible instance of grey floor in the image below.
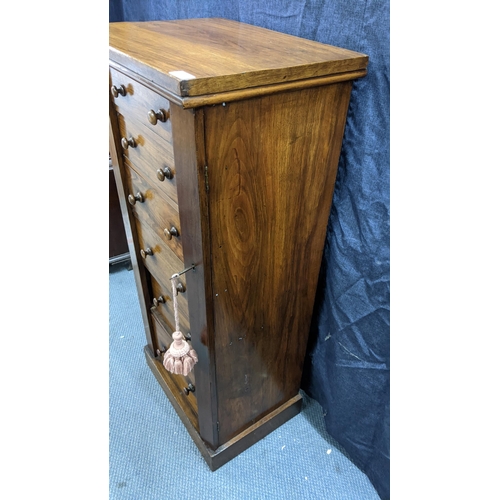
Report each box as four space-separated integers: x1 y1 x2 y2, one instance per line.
109 261 380 499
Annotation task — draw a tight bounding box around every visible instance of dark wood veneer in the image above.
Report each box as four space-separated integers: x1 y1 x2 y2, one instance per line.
204 83 353 443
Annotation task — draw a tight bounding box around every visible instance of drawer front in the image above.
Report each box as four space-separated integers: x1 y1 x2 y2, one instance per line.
109 67 174 147
134 214 189 313
123 161 183 262
117 113 178 209
149 273 191 336
109 67 178 208
151 314 198 414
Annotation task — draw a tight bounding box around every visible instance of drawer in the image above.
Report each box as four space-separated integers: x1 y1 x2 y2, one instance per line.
109 67 174 147
123 161 183 262
117 112 178 209
151 314 198 414
149 272 191 336
134 214 189 312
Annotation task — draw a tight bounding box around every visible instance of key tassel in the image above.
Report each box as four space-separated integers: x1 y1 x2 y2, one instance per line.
163 274 198 376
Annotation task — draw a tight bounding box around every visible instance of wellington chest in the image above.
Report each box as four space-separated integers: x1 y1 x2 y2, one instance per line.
109 18 367 470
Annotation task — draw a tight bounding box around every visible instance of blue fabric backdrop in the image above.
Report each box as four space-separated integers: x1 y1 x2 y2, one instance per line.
109 2 390 498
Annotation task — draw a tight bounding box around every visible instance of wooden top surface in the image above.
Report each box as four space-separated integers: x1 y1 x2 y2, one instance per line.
109 18 368 97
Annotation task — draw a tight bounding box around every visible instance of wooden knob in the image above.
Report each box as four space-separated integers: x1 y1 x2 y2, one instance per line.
147 109 168 125
127 192 144 205
163 226 179 240
111 84 126 98
121 137 136 150
152 296 165 307
176 282 186 294
140 247 153 259
183 383 195 395
156 166 174 182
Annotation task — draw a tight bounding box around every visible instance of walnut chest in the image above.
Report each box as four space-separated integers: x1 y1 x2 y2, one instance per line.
109 18 367 469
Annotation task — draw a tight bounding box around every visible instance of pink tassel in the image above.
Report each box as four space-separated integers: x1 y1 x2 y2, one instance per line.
162 275 199 376
183 356 194 376
164 353 174 372
174 358 183 375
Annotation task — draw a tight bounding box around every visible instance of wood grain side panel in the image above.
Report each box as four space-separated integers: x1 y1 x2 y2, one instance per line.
204 83 353 443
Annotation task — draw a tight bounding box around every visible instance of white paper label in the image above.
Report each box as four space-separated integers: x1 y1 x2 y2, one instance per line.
168 70 196 80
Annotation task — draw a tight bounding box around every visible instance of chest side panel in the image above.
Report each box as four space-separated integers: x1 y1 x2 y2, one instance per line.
204 83 353 443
